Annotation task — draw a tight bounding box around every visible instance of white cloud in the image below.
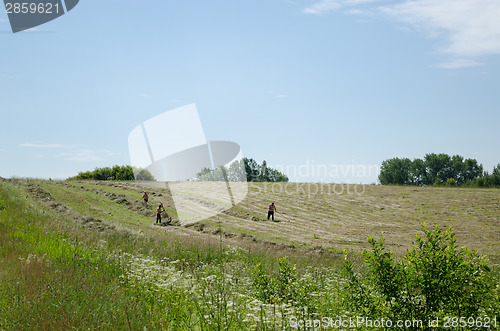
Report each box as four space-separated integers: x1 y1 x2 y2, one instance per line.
20 143 119 162
56 149 119 162
57 150 103 162
380 0 500 59
303 0 340 14
436 58 484 69
303 0 382 15
303 0 500 67
20 143 80 148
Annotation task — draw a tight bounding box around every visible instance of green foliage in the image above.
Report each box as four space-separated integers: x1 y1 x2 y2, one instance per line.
251 262 278 304
68 165 155 181
379 153 491 187
243 158 288 182
491 164 500 186
250 256 300 304
2 179 499 329
410 158 427 186
196 165 234 182
195 158 289 182
433 177 443 187
379 158 413 185
463 163 500 188
249 255 322 316
344 225 498 325
445 178 458 187
133 167 156 181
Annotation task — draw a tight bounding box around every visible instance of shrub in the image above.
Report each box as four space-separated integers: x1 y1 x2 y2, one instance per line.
133 167 156 181
344 225 497 325
433 177 443 187
68 166 155 181
445 178 458 187
250 256 297 304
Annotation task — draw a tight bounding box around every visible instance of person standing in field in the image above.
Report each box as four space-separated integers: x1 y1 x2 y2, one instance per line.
156 203 165 224
267 202 277 221
142 192 149 207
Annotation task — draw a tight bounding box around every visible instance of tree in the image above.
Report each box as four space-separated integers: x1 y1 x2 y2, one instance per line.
463 158 483 183
227 160 247 182
133 167 155 181
243 158 260 182
259 160 268 182
409 158 426 186
196 158 288 182
424 153 452 185
378 158 412 185
266 168 289 182
491 164 500 186
379 154 488 187
450 155 465 184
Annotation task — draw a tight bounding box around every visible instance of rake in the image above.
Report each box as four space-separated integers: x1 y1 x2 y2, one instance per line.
276 210 291 222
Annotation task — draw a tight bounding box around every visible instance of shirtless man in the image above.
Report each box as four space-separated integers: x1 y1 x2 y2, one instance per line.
267 202 277 221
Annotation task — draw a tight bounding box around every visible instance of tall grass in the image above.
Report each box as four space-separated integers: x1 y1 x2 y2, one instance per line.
0 181 351 330
1 180 498 330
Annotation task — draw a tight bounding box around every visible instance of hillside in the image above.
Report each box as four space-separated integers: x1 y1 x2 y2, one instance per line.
6 178 500 261
1 177 499 329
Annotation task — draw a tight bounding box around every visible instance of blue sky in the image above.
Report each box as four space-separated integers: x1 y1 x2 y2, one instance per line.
1 0 499 183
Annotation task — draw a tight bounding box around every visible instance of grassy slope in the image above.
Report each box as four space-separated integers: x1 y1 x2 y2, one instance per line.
226 183 500 259
0 179 350 329
1 178 499 330
35 180 500 261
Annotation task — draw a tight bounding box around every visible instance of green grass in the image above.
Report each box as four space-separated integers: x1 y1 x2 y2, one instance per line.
40 182 153 231
0 179 499 330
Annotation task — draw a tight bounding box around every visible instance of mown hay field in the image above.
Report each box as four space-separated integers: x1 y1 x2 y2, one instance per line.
43 180 499 260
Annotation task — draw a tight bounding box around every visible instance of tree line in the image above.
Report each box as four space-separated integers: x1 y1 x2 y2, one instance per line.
68 165 155 181
196 158 289 182
69 158 289 183
379 153 500 187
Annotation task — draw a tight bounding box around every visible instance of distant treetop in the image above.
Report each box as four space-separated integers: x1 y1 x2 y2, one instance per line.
68 165 155 181
70 159 289 183
379 153 499 187
195 158 289 182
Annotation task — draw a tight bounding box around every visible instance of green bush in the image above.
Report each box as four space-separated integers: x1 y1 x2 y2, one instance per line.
445 178 458 187
250 256 297 304
344 225 498 326
433 177 443 187
68 165 155 181
133 167 156 181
